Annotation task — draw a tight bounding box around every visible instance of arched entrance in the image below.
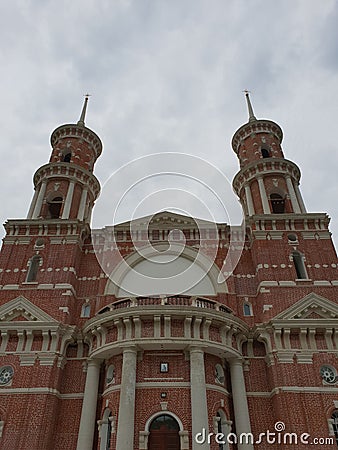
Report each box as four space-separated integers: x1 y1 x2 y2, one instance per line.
148 414 180 450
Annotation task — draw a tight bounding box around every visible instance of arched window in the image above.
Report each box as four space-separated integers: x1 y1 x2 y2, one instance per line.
26 255 41 282
215 364 225 384
99 409 114 450
243 302 252 316
330 410 338 445
106 365 115 384
149 415 179 431
217 412 224 450
215 410 231 450
261 147 270 158
48 196 63 219
292 251 308 279
270 193 285 213
63 153 71 163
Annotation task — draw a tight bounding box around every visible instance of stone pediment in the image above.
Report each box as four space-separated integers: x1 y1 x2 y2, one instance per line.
273 293 338 321
0 296 57 322
114 211 223 229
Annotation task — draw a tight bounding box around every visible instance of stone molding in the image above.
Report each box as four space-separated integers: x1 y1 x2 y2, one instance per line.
0 296 76 357
33 162 100 198
0 386 84 399
82 304 248 360
233 158 300 196
247 386 338 397
232 119 283 154
50 123 102 158
255 293 338 362
4 219 90 239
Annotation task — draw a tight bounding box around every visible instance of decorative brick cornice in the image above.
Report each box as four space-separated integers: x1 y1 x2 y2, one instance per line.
246 213 331 232
50 124 102 159
232 158 301 196
232 119 283 154
33 162 100 198
4 219 90 239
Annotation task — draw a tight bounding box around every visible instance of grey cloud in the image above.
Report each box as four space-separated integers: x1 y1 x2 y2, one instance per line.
0 0 337 248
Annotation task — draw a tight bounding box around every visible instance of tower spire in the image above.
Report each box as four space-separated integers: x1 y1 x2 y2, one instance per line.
77 94 90 127
243 90 256 122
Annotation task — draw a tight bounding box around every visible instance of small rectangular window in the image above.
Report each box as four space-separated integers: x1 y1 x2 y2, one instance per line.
243 303 252 316
160 363 169 373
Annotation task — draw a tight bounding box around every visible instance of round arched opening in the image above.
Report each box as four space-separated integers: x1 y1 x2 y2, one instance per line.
48 196 63 218
148 414 180 450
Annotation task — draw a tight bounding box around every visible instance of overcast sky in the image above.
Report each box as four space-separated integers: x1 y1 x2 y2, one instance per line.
1 0 337 250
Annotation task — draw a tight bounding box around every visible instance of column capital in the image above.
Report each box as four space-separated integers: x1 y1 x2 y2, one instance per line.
120 344 138 354
228 356 244 367
187 344 207 354
87 358 102 368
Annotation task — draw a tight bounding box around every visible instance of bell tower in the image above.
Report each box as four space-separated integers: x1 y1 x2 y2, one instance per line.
232 91 306 216
231 91 336 291
27 95 102 222
0 97 103 315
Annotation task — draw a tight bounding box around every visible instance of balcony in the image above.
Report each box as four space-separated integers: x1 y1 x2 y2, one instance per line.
97 295 232 314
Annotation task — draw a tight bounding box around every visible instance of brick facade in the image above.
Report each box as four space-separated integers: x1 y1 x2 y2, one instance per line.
0 96 337 449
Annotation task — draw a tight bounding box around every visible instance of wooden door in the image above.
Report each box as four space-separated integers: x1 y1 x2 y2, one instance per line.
148 415 180 450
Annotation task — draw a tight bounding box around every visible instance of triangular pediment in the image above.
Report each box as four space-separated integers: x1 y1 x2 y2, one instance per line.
112 211 224 229
0 297 57 322
273 293 338 321
148 211 218 227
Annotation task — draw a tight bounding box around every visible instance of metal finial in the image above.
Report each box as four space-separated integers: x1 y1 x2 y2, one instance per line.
243 90 257 122
77 94 91 127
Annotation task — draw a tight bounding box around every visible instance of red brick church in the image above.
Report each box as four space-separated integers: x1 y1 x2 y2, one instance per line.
0 94 337 450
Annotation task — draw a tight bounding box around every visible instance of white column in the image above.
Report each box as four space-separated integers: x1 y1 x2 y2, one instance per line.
62 180 75 219
244 184 255 216
77 187 88 221
190 346 210 450
32 181 47 219
27 188 39 219
257 177 270 214
286 176 301 213
116 346 137 450
76 359 101 450
295 183 307 213
229 358 254 450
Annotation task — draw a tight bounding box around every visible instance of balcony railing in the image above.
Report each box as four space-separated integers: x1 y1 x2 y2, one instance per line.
97 295 232 315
